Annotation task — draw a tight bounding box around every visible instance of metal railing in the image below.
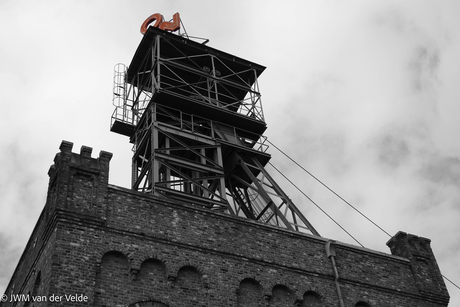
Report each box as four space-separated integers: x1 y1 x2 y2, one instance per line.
154 105 269 153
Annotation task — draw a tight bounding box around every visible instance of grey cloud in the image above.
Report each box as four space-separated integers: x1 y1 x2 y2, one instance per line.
373 7 412 33
319 133 351 175
420 156 460 186
409 45 440 92
377 134 410 168
371 121 432 170
372 6 442 93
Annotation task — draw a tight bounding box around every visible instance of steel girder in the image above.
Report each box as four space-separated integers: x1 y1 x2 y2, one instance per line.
111 29 319 236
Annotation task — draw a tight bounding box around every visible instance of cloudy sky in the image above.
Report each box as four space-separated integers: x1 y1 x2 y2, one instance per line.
1 0 459 304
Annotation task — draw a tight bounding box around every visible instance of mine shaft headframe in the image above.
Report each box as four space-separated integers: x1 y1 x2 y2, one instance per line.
110 14 320 236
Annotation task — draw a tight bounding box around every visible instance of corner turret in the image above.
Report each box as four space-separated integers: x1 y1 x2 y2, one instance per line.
387 231 449 304
46 140 113 220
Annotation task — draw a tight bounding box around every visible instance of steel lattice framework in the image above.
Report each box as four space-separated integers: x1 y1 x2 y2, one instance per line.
111 27 320 236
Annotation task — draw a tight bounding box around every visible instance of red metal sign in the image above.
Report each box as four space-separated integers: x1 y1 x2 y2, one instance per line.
141 13 180 34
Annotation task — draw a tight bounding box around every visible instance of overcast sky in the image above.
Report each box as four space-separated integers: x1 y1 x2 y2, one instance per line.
1 0 459 305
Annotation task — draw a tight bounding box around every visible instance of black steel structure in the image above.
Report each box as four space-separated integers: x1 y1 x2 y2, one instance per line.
111 26 319 236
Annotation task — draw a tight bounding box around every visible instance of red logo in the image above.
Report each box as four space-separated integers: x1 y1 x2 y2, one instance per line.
141 13 180 34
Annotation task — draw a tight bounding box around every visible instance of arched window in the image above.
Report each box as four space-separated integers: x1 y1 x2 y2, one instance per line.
237 278 264 307
32 272 41 297
302 290 322 306
175 265 206 305
176 265 202 289
269 284 294 307
94 251 130 306
137 258 167 283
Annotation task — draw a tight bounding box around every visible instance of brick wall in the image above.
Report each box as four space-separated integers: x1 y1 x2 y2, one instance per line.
1 141 449 307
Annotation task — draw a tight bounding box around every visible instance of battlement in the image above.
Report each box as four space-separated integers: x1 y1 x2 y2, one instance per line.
45 140 113 220
387 231 449 302
48 140 112 177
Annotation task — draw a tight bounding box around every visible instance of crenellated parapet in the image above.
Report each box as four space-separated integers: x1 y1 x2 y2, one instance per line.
387 231 449 304
46 140 113 220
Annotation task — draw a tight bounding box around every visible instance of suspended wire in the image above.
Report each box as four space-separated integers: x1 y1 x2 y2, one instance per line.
266 139 392 237
268 161 364 248
443 275 460 290
267 139 460 291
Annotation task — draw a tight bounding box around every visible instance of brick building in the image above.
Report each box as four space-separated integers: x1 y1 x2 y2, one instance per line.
1 23 450 307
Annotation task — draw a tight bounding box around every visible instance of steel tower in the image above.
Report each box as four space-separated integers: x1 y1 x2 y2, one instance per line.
110 25 319 236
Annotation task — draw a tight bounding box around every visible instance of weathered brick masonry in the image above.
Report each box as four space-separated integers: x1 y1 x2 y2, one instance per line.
2 141 449 306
